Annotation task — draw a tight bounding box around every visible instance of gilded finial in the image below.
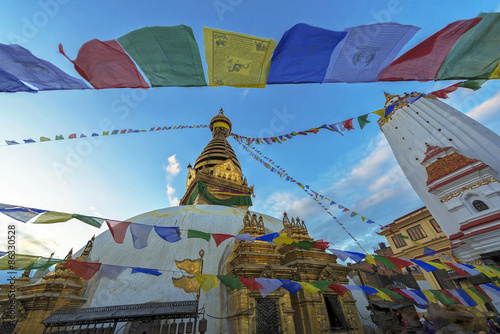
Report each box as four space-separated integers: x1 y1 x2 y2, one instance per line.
219 107 224 115
81 235 95 257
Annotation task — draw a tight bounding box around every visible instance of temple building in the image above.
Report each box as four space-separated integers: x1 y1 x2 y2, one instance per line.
0 110 364 334
378 92 500 264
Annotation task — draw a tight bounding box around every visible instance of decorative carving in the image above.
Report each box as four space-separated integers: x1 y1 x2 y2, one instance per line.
282 212 290 228
440 178 499 202
425 152 479 185
81 235 95 257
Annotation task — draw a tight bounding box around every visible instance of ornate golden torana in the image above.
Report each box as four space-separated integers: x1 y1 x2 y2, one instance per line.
425 152 479 185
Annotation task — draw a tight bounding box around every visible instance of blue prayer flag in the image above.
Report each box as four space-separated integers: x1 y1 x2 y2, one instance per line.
23 139 35 143
0 68 36 93
256 232 280 242
131 267 162 276
0 204 48 223
410 259 439 272
359 286 378 295
5 140 19 145
268 23 346 83
345 251 366 264
366 220 375 224
154 226 181 243
423 247 436 257
91 133 99 137
278 279 301 295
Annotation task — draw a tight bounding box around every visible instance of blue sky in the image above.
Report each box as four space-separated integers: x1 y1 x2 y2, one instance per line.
1 0 500 261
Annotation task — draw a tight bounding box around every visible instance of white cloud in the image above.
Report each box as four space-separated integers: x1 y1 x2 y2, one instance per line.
164 154 181 177
466 90 500 121
256 191 320 221
166 184 179 207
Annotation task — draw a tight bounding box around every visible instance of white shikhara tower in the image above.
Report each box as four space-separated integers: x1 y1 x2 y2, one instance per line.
379 92 500 262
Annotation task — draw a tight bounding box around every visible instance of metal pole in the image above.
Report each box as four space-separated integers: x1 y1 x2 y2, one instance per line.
194 295 200 333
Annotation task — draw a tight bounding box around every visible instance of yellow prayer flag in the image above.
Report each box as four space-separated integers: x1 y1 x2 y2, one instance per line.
40 137 51 142
194 273 219 292
473 265 497 278
412 241 424 247
102 131 109 136
374 288 393 301
299 282 320 294
140 129 147 132
365 254 377 266
203 27 277 88
422 290 438 303
422 261 450 271
0 254 40 270
272 233 296 245
464 288 486 305
32 211 75 224
361 216 367 222
485 266 500 278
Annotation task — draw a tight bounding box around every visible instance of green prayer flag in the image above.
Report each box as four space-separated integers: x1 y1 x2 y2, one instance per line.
468 287 491 303
0 254 40 270
55 135 63 140
437 13 500 80
399 234 409 239
23 257 63 270
111 130 119 135
458 79 487 90
380 288 404 300
187 180 252 207
430 290 457 305
309 280 333 292
217 275 243 290
292 240 315 250
350 212 358 218
373 255 399 269
73 214 105 228
357 114 371 129
117 25 207 87
187 229 211 242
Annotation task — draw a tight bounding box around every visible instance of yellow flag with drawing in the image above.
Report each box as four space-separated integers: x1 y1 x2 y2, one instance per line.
204 27 277 88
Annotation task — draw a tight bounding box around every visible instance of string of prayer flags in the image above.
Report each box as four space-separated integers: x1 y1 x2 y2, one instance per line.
255 232 280 242
194 273 219 292
0 203 48 223
267 23 347 84
204 27 277 88
0 43 89 91
59 39 149 89
323 23 420 83
117 25 206 87
62 259 101 280
272 233 296 245
187 229 211 242
239 277 263 291
378 18 482 81
154 226 181 243
106 220 132 244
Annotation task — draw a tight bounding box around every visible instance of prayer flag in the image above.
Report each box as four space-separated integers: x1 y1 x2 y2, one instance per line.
366 220 375 224
372 109 387 121
375 289 394 301
293 240 315 250
117 25 206 87
342 118 354 130
312 239 330 250
481 284 500 298
129 223 153 249
374 255 412 269
0 254 40 270
309 281 333 292
279 279 301 295
23 139 35 143
102 131 109 136
329 283 349 297
234 233 256 242
131 267 162 276
429 83 461 99
0 68 36 92
437 13 500 80
324 23 419 83
68 133 77 139
59 40 149 89
454 263 480 275
402 289 428 307
423 247 436 257
204 27 277 88
431 290 457 305
455 289 477 307
359 286 379 296
357 114 371 129
328 249 350 262
458 79 487 90
0 204 48 223
364 254 377 266
345 251 366 264
468 287 490 304
256 232 280 242
443 262 468 276
217 275 243 290
381 288 404 300
411 259 439 272
111 130 119 135
300 282 320 293
239 277 263 291
255 278 282 297
33 211 74 224
154 226 181 243
273 233 296 245
73 215 104 228
94 264 127 281
194 273 219 292
187 229 211 242
5 140 19 145
0 43 89 90
378 18 481 81
106 220 132 244
406 94 423 104
62 259 101 280
40 137 50 142
422 290 438 304
442 290 461 304
211 233 235 246
23 257 63 270
267 23 346 83
473 265 497 278
56 135 64 140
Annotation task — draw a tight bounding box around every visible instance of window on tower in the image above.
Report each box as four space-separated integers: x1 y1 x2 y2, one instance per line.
407 225 427 241
391 235 407 248
472 200 489 212
429 219 442 233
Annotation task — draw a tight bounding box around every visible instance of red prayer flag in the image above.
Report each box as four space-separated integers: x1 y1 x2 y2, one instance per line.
342 118 354 131
239 277 263 290
307 129 320 134
312 239 330 250
59 40 149 89
62 259 101 280
329 283 349 297
429 82 461 99
68 133 77 139
391 288 413 300
378 18 482 81
443 262 468 276
211 233 234 246
385 256 413 269
342 208 350 213
442 290 462 304
106 220 132 244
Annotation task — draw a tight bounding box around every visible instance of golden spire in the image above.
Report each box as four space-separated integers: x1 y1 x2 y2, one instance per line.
384 91 398 104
